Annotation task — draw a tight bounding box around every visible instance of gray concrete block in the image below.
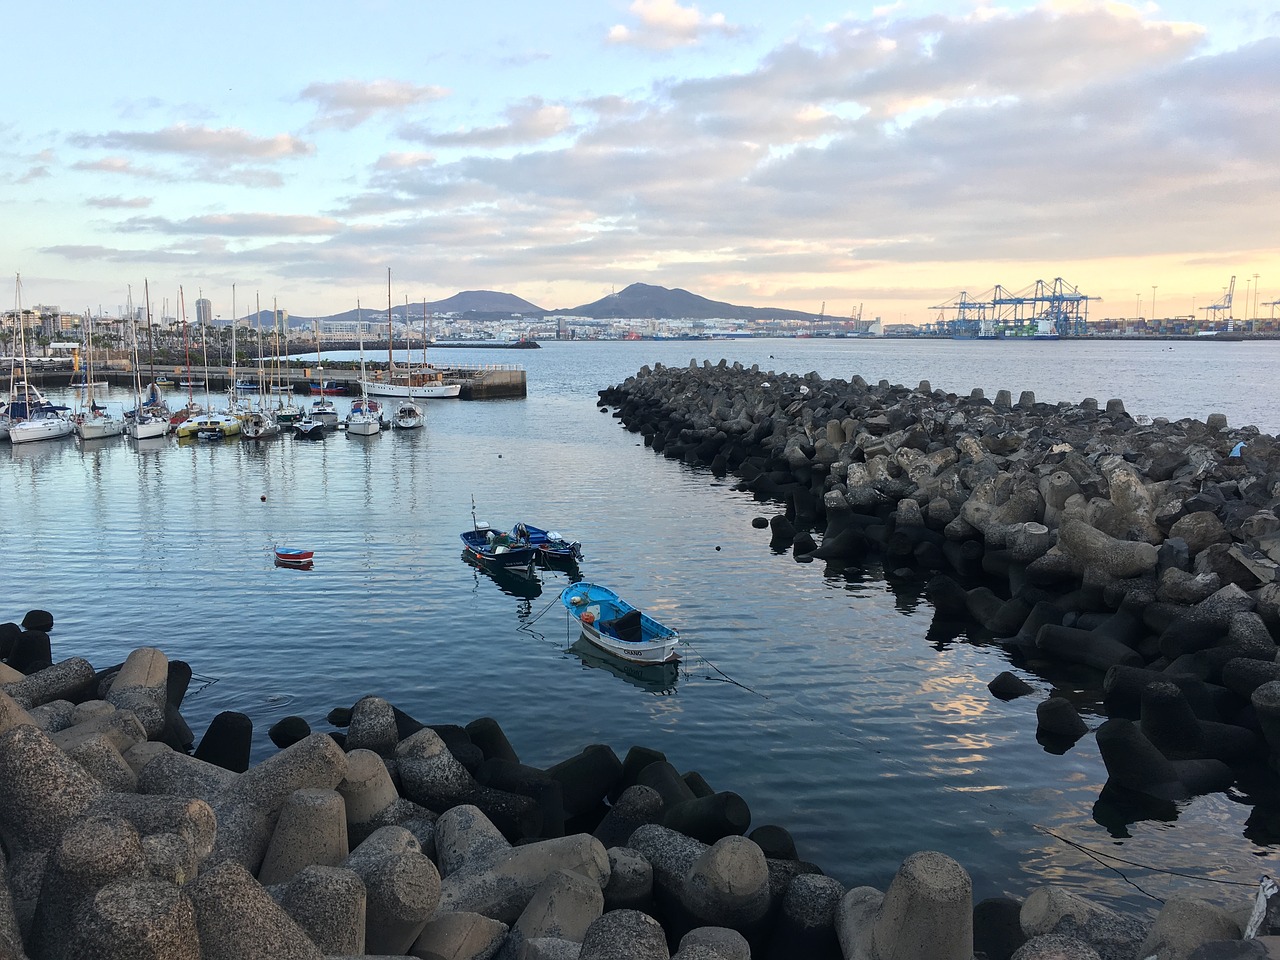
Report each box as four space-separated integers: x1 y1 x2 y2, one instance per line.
438 834 610 925
258 787 349 885
344 825 441 955
278 864 368 956
30 816 149 960
436 803 512 878
347 695 401 756
72 878 200 960
580 909 670 959
1 657 95 710
189 861 324 960
0 723 106 862
837 851 972 960
410 910 508 960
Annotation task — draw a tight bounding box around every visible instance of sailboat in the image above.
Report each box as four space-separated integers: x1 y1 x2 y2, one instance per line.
359 270 462 399
393 298 427 428
125 301 169 441
270 298 302 426
137 280 171 422
307 319 338 428
346 307 381 436
8 277 74 446
169 288 204 431
180 288 241 440
73 306 124 440
240 294 279 440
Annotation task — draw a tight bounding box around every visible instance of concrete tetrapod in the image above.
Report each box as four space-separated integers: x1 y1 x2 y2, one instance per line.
836 850 973 960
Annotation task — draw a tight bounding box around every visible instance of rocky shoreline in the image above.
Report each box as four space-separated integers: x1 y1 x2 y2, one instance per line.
0 609 1276 960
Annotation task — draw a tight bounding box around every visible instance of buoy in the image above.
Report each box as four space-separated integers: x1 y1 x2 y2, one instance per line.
715 545 721 551
260 495 267 502
582 611 595 625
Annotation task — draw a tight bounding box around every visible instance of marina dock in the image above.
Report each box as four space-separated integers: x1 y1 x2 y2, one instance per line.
11 363 527 400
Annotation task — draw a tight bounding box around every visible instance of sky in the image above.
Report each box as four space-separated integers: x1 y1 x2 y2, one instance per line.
4 0 1279 323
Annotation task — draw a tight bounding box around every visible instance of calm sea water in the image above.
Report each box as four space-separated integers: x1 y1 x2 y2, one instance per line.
4 338 1279 916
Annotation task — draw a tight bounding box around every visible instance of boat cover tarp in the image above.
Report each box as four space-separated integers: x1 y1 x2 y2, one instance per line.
603 609 642 642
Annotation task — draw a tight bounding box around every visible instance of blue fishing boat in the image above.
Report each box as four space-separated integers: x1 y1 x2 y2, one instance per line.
459 522 540 572
561 582 680 664
512 522 583 564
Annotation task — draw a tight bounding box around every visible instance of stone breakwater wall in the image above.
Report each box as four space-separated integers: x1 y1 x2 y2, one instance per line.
0 612 1274 960
600 364 1280 817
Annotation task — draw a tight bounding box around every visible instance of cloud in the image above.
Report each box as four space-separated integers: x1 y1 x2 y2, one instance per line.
35 4 1280 318
70 124 313 160
299 79 450 130
71 157 169 180
86 196 153 209
121 213 341 237
16 166 50 183
607 0 740 50
374 152 436 171
399 98 574 148
332 5 1276 301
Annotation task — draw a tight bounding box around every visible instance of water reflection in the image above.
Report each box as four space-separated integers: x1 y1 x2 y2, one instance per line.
567 636 680 695
462 551 543 599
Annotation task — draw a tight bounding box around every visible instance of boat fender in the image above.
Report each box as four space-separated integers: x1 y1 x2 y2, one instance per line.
570 595 585 606
582 611 595 625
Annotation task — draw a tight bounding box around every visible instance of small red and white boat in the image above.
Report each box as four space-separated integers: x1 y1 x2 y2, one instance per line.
274 547 314 567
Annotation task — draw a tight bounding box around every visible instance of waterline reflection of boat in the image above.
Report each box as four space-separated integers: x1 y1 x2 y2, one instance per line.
462 551 542 599
567 637 679 694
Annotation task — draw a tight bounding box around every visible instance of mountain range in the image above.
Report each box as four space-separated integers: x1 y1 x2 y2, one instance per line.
280 283 821 325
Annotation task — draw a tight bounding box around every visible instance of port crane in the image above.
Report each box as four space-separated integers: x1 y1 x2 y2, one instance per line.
929 278 1093 337
1199 276 1236 321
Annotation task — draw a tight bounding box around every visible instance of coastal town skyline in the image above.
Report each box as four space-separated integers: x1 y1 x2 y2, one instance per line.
5 1 1278 322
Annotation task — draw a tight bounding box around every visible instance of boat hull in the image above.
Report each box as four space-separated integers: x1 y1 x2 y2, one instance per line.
516 523 583 563
75 416 125 440
126 417 169 440
9 414 74 445
359 379 462 399
346 415 381 436
293 418 326 439
178 414 241 439
459 529 540 570
241 412 279 439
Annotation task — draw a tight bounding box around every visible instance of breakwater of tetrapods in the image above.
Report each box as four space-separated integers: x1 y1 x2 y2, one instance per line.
6 350 1280 960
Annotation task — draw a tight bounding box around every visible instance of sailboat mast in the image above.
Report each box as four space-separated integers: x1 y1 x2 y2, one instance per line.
7 275 18 405
255 292 266 402
271 297 279 407
387 268 394 378
144 280 156 386
84 308 96 410
197 288 211 408
15 273 27 396
229 284 237 406
180 287 193 406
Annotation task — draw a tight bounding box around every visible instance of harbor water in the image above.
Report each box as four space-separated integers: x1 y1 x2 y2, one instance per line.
4 337 1279 916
